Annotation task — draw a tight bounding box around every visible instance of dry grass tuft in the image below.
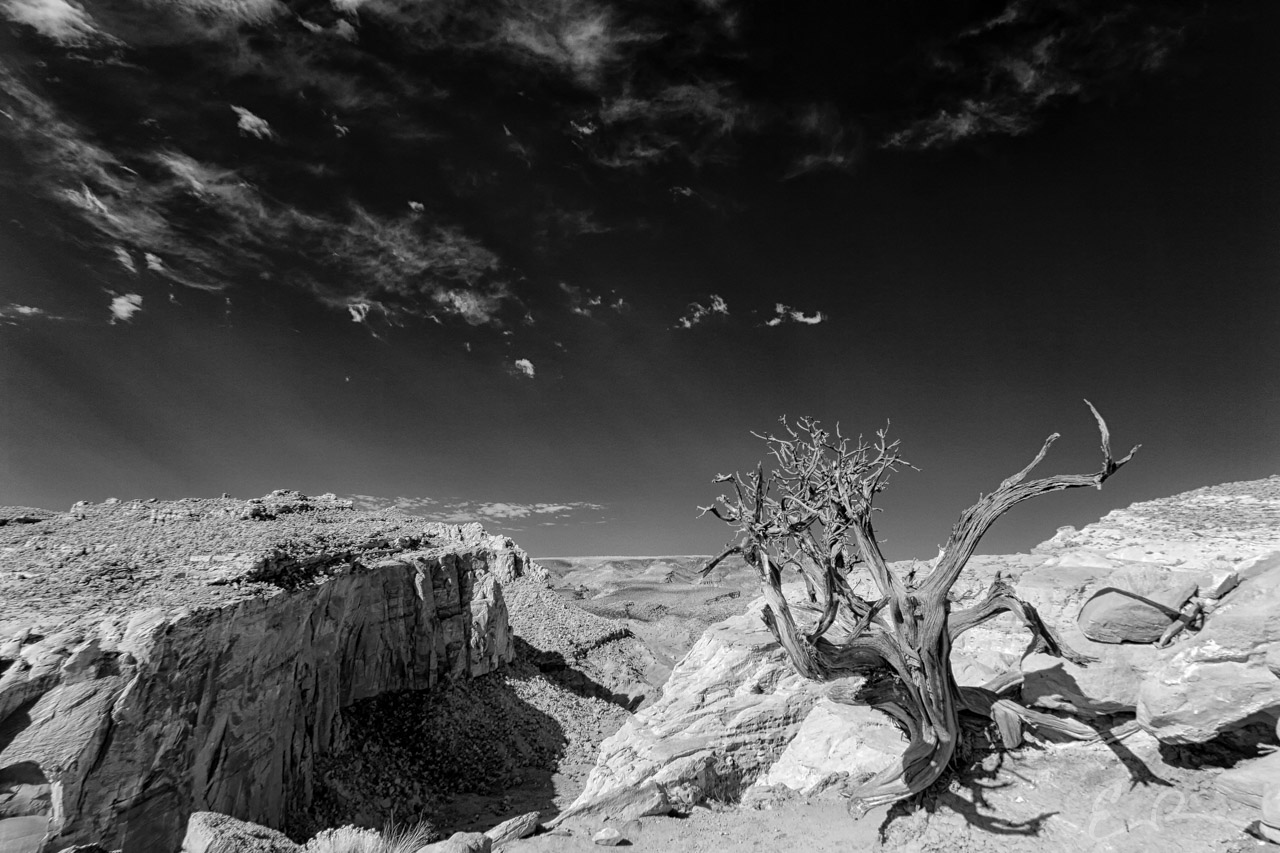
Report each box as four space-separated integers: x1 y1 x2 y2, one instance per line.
304 820 435 853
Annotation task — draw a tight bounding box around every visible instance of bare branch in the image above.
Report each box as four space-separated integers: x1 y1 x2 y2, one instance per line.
1085 398 1141 478
997 433 1059 490
923 403 1138 598
699 407 1137 819
948 574 1094 665
697 543 742 579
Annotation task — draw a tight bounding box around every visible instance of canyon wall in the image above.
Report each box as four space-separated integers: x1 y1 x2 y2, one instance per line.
0 493 528 852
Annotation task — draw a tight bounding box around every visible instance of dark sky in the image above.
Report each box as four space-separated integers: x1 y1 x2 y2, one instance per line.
1 0 1277 558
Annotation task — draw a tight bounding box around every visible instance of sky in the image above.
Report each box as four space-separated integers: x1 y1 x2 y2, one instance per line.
1 0 1277 559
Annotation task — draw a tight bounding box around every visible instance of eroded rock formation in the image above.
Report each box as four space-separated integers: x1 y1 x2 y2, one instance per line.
559 587 907 821
565 476 1280 822
0 492 529 853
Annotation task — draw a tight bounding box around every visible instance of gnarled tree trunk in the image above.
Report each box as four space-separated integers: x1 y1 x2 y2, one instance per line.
700 401 1138 816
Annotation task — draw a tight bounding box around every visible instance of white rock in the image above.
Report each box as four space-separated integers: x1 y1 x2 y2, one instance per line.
592 827 623 846
755 698 906 794
561 587 866 821
180 812 300 852
1139 563 1280 742
416 831 492 853
484 811 539 844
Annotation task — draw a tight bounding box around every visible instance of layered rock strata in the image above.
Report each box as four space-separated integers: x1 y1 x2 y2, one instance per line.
0 492 527 853
560 587 908 821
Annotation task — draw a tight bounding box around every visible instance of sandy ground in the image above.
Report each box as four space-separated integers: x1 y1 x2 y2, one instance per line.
476 548 1280 853
498 728 1279 853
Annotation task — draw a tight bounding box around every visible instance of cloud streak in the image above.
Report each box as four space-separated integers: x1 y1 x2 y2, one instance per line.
0 0 1211 339
883 2 1194 150
108 293 142 323
764 303 825 327
347 494 605 525
675 294 729 329
0 0 108 44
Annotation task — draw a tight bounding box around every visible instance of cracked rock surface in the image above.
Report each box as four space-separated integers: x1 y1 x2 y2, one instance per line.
0 491 527 853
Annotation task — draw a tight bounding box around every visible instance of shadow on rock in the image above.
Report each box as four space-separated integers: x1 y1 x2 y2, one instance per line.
1024 662 1172 787
287 660 568 842
516 637 645 712
878 728 1057 843
1157 718 1280 771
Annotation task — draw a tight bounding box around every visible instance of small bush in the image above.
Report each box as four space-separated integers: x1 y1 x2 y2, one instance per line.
305 820 435 853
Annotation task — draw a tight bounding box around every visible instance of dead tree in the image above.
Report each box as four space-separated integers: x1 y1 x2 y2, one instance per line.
699 401 1138 817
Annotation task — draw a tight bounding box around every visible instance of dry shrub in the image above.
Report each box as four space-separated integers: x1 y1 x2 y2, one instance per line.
305 820 435 853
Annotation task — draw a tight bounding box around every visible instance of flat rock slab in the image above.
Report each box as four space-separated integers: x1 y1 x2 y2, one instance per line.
1214 751 1280 809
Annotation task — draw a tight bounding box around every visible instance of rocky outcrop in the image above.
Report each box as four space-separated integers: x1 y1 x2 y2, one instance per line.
1215 751 1280 809
1076 578 1196 644
754 698 906 795
560 587 904 821
1138 561 1280 742
978 479 1280 725
0 493 530 853
559 478 1280 825
180 812 300 853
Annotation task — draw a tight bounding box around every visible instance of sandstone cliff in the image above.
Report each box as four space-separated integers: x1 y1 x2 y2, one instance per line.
0 491 530 853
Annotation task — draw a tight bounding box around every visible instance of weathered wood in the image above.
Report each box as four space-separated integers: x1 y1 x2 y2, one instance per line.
699 404 1137 817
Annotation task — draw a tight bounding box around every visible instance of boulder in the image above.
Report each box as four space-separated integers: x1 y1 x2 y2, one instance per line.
1020 642 1165 716
1264 781 1280 829
1139 564 1280 743
1196 563 1240 599
1215 752 1280 809
754 698 907 795
416 831 491 853
952 559 1177 715
560 586 900 822
180 812 300 853
592 827 623 846
1076 579 1197 644
0 496 529 853
483 812 539 845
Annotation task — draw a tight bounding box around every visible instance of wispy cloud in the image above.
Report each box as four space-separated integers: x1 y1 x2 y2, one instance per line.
0 0 108 45
675 294 729 329
764 303 825 327
231 105 277 140
497 0 636 86
559 282 605 317
347 494 605 526
0 303 68 323
113 246 137 273
883 2 1191 150
0 0 1209 341
785 104 862 178
108 293 142 323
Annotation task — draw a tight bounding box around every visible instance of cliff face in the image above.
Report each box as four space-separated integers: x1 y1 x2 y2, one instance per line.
0 492 527 853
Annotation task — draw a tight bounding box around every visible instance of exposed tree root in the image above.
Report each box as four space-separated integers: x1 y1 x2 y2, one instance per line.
700 402 1139 818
